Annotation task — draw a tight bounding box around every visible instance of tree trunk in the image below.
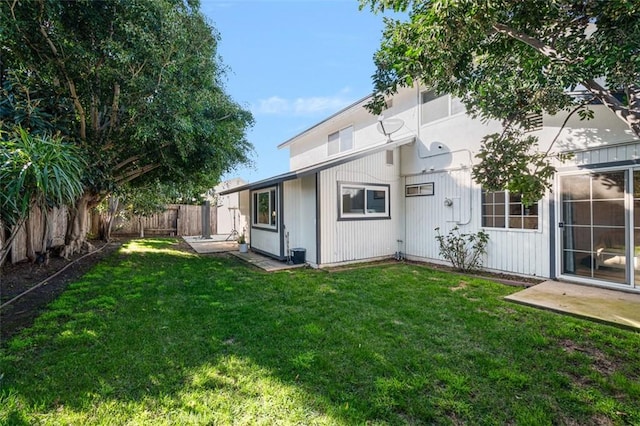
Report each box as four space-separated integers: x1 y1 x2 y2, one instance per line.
41 206 52 253
63 192 98 259
139 217 144 238
98 196 120 241
106 197 119 241
25 211 36 262
0 221 6 267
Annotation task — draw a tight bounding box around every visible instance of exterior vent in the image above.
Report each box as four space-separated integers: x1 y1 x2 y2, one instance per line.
405 183 434 197
524 112 543 132
385 149 394 166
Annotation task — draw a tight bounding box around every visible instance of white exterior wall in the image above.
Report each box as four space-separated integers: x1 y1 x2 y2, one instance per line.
318 150 403 266
399 85 552 277
288 89 417 171
403 169 551 277
283 176 318 265
404 170 475 260
214 178 247 236
276 84 639 278
540 105 636 154
250 227 280 257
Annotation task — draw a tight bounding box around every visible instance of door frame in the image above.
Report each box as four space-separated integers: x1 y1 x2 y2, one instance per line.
556 165 639 292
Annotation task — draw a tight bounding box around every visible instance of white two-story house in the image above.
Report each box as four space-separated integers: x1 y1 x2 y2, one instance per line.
221 84 640 293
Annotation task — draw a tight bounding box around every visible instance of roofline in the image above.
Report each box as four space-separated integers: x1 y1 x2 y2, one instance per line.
219 135 415 196
276 93 373 150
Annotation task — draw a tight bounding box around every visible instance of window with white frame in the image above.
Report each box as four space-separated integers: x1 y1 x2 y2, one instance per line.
252 187 277 230
421 91 465 124
339 182 390 220
328 126 353 156
481 189 539 230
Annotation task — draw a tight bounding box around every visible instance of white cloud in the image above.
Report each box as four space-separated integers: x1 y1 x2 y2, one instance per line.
252 88 355 116
255 96 290 114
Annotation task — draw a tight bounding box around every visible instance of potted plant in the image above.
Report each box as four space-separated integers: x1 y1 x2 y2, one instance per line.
237 233 248 253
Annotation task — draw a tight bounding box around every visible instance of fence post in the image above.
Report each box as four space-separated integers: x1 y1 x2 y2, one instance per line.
201 200 211 239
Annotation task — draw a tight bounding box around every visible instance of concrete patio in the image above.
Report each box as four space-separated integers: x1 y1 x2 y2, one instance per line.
506 280 640 331
183 236 305 271
183 235 239 254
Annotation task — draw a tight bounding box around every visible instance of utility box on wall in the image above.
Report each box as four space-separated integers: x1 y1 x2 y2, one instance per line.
291 248 306 264
446 196 461 223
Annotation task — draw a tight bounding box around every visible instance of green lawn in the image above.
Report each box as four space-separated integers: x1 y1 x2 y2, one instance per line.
1 239 639 425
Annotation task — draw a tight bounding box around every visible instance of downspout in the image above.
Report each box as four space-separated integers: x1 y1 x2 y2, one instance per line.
316 172 321 265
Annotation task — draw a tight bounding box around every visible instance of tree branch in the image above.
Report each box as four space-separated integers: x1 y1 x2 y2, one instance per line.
113 142 171 171
109 83 120 132
36 0 87 140
493 22 640 138
492 23 563 60
114 163 161 186
547 103 589 157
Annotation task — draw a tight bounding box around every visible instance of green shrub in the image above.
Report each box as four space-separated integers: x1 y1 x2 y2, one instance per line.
435 227 489 272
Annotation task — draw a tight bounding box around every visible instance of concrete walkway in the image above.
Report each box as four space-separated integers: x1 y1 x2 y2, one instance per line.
228 251 306 272
506 280 640 330
182 236 305 271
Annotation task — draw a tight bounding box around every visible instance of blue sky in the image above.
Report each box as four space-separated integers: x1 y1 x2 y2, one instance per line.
199 0 398 183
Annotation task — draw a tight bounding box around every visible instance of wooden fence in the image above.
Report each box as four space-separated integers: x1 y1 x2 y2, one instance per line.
107 204 217 237
4 204 216 264
7 206 69 264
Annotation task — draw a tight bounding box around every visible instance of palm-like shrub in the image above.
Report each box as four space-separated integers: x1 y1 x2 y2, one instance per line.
1 127 85 264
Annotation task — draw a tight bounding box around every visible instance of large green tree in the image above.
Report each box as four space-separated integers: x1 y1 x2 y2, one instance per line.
361 0 640 204
1 0 253 253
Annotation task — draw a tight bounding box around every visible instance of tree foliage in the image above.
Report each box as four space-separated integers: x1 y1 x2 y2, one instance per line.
0 128 85 264
1 0 253 200
361 0 640 201
1 0 253 249
0 128 85 225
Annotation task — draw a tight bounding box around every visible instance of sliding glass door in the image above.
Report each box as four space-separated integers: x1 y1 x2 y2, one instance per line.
560 169 637 287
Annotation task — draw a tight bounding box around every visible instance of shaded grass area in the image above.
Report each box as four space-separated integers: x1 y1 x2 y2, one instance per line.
1 238 640 425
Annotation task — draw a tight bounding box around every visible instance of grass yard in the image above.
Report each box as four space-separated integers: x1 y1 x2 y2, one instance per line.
1 239 640 425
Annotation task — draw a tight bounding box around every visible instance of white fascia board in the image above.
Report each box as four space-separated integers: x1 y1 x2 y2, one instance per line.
277 94 373 150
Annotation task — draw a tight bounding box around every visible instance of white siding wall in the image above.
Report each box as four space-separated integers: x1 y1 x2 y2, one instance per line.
318 150 403 265
482 215 550 278
404 169 474 260
400 83 552 277
250 227 280 257
214 178 247 236
239 190 250 242
403 170 551 277
571 141 640 166
279 84 638 278
283 176 318 265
